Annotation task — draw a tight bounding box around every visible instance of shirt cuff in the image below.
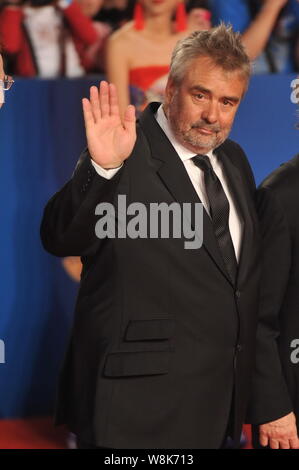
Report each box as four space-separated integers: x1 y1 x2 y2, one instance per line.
90 159 123 179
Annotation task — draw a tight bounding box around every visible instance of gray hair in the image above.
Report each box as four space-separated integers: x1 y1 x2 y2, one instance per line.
169 23 251 89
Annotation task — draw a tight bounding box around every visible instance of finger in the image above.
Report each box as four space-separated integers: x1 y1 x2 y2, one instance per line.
290 438 299 449
259 433 269 447
90 85 101 122
99 80 110 118
279 439 290 449
82 98 95 128
269 438 280 449
109 83 120 118
123 104 136 133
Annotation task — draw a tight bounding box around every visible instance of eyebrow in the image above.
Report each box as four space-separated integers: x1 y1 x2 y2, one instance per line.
190 85 240 104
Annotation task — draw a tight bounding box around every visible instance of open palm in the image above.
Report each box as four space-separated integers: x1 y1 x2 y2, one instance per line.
82 81 136 169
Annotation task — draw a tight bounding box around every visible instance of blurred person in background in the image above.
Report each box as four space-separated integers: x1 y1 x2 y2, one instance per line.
211 0 299 74
186 0 211 32
106 0 212 117
246 157 299 449
0 49 14 108
0 0 99 77
95 0 133 30
0 52 5 108
75 0 112 73
245 81 299 450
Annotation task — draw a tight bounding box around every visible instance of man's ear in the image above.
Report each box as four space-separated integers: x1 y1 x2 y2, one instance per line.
164 77 175 108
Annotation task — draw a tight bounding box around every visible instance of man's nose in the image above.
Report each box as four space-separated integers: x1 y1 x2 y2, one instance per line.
201 100 218 124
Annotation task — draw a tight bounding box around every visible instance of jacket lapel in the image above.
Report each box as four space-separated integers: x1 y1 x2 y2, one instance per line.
139 102 231 283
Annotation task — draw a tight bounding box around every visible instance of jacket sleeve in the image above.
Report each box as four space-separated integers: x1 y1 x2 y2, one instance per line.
0 7 24 54
246 186 293 424
62 2 98 45
40 149 123 257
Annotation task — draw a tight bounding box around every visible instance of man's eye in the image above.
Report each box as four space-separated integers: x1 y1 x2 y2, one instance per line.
195 93 204 99
223 99 232 106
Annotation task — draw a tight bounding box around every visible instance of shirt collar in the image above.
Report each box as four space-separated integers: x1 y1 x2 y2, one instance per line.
155 104 216 164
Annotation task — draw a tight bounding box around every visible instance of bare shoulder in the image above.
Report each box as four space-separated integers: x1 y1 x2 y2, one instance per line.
108 21 136 48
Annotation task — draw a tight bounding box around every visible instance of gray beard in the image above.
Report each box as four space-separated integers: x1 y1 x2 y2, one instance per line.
165 101 229 153
169 117 226 153
181 131 219 151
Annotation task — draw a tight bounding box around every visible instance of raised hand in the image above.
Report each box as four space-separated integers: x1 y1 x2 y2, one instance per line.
262 0 288 9
82 80 136 169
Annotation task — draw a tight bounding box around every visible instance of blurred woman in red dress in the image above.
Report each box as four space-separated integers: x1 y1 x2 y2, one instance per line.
106 0 211 115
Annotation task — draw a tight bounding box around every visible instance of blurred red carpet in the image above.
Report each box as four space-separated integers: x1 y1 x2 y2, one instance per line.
0 418 252 449
243 425 252 449
0 417 68 449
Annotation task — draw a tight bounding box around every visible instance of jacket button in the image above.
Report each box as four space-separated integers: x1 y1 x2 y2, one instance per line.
236 344 243 352
235 290 241 298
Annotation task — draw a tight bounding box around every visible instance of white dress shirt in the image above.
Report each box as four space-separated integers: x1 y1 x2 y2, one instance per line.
91 105 243 261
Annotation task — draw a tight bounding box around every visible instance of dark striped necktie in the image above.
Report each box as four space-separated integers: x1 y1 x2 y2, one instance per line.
192 154 237 285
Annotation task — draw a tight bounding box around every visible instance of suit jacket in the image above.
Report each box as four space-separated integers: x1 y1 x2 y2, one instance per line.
247 156 299 429
40 102 260 449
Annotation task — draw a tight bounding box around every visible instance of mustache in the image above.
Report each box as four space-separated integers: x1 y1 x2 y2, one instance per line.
191 121 221 133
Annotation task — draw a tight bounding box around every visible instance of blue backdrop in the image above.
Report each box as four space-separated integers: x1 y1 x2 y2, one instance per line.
0 74 298 418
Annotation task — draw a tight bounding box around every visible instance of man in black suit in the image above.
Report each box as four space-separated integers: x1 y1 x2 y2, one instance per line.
41 25 260 449
247 158 299 449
